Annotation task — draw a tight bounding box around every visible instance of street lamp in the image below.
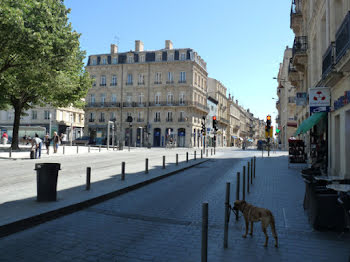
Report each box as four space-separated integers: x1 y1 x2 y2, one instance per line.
70 112 73 147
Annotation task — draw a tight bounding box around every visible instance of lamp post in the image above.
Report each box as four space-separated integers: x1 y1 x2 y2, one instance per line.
70 112 73 147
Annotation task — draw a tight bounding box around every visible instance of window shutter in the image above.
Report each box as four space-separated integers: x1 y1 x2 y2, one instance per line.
134 53 139 62
174 51 179 60
108 56 111 64
87 57 91 66
162 52 167 61
97 56 101 65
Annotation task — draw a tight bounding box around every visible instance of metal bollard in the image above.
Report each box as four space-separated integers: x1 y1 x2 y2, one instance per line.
201 149 203 159
251 158 253 184
99 145 101 152
243 166 246 200
247 162 250 193
162 156 165 169
211 148 213 156
88 145 90 153
224 182 230 248
186 152 189 162
145 158 148 174
194 151 196 160
63 145 65 155
201 202 208 262
214 147 216 155
121 162 125 180
86 167 91 190
236 172 240 221
9 148 12 158
254 156 256 178
176 154 178 165
77 145 79 154
206 149 208 157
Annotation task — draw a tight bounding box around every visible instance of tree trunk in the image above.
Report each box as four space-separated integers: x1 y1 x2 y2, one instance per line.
11 105 22 150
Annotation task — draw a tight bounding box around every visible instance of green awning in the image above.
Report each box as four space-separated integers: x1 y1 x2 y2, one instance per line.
295 112 327 136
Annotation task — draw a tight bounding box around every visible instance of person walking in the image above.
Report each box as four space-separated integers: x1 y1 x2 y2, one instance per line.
44 133 51 155
2 132 8 145
33 134 42 159
53 132 60 153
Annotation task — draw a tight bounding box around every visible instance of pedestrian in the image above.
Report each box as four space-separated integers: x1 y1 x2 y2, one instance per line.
33 134 42 159
2 132 8 145
44 133 51 155
53 132 60 153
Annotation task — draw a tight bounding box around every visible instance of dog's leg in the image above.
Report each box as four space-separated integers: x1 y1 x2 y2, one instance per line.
249 221 253 236
262 222 268 247
243 217 249 238
270 220 278 248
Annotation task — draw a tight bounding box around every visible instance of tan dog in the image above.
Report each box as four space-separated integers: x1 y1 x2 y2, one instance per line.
233 200 278 247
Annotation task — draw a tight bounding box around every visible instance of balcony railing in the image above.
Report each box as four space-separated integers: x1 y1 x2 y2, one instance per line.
123 102 136 107
166 118 173 122
166 80 174 84
292 36 308 57
322 42 336 78
154 81 162 85
110 83 117 86
178 80 187 84
138 82 145 85
178 117 187 122
125 82 133 86
137 118 144 122
88 119 95 122
154 118 161 122
335 11 350 64
100 83 107 87
86 102 121 108
99 119 105 122
291 0 301 15
288 58 297 72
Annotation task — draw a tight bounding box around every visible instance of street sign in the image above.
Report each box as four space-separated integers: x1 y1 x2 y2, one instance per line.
309 87 330 114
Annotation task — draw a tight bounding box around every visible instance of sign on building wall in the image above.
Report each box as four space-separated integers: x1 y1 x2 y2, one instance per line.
309 87 330 114
296 92 307 106
333 90 350 111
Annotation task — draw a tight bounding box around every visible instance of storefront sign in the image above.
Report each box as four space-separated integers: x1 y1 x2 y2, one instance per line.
334 91 350 111
309 87 330 113
296 92 307 106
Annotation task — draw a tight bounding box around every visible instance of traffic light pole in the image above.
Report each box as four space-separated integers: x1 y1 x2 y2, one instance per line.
267 137 270 157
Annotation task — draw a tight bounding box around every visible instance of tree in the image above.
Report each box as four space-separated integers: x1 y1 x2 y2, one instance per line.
0 0 91 149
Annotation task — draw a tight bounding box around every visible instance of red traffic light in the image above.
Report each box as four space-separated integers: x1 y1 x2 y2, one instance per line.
267 115 271 121
213 116 217 120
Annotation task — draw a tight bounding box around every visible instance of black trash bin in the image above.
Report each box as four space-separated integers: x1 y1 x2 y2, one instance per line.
35 163 61 202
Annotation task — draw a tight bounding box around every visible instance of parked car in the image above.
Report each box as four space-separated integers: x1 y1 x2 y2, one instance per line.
73 136 90 146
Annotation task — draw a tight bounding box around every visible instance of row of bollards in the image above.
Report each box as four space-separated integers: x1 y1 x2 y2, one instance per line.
85 149 215 191
199 156 257 261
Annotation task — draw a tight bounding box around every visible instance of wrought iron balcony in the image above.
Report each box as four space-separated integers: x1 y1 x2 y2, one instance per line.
110 83 117 86
292 36 308 57
322 42 336 78
137 118 144 122
100 83 107 87
137 82 145 85
290 0 302 33
336 11 350 64
166 118 173 122
86 102 120 108
178 80 187 84
154 118 161 122
154 81 162 85
99 119 105 122
178 117 187 122
88 119 95 122
125 82 133 86
123 102 136 107
166 80 174 84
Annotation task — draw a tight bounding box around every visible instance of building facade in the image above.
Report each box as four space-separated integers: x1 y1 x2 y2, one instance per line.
289 0 350 178
85 40 209 147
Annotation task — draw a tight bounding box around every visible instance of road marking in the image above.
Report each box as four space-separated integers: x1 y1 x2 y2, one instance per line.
283 208 289 228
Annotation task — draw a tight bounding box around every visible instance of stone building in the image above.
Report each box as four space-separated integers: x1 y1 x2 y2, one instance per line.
85 40 208 147
226 96 241 146
276 47 297 150
207 78 229 147
289 0 350 177
206 96 218 147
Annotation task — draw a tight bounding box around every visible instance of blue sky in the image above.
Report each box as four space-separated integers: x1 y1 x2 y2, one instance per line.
66 0 294 126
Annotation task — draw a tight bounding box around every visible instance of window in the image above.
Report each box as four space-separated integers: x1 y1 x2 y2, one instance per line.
155 72 162 84
100 112 105 122
194 73 197 85
155 93 161 105
127 56 133 63
179 111 185 121
101 94 106 105
137 111 143 122
198 75 200 86
180 72 186 83
140 55 145 62
110 112 116 121
167 111 173 122
127 74 133 85
91 75 96 86
168 53 174 61
155 112 160 122
92 59 97 65
111 75 117 86
180 53 186 60
138 93 144 104
32 110 37 120
167 93 174 104
201 79 204 88
157 53 162 61
100 75 106 86
102 58 107 65
112 57 117 64
138 74 144 85
89 112 95 122
44 110 50 120
111 94 117 103
167 72 173 83
90 94 95 104
179 93 185 105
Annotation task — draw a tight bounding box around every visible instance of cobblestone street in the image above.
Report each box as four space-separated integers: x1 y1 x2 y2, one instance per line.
0 150 349 261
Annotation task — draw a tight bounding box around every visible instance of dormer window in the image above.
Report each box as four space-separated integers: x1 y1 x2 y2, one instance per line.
168 53 174 61
112 57 118 64
140 55 145 62
127 56 133 63
157 54 162 61
102 58 107 65
92 59 97 65
180 53 186 60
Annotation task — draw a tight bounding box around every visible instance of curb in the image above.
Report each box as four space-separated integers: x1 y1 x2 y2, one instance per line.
0 158 210 238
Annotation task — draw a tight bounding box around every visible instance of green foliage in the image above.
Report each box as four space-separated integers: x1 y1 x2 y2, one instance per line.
0 0 92 148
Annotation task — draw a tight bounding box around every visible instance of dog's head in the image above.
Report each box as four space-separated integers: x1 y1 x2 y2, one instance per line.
233 200 246 211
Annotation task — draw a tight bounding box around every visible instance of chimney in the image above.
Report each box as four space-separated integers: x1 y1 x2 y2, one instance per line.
135 40 144 52
111 44 118 54
165 40 173 50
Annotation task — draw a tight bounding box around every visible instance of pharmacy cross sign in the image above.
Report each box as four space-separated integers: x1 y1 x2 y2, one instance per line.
309 87 330 114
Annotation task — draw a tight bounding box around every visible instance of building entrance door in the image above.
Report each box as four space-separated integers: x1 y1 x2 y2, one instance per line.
153 128 161 147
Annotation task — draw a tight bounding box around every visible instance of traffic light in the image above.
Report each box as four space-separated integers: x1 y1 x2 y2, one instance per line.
265 115 272 138
201 118 206 135
266 115 271 128
212 116 218 131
